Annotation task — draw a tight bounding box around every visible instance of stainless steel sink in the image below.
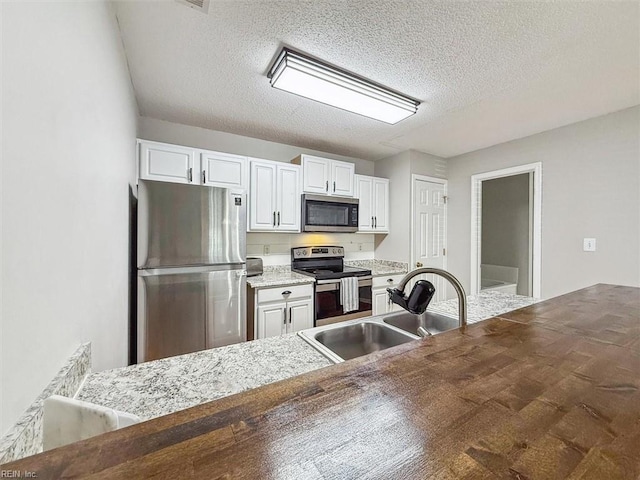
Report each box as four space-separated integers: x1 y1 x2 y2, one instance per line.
382 311 460 336
313 322 415 361
298 309 462 363
299 320 418 363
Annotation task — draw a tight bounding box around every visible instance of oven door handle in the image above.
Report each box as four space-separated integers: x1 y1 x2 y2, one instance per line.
315 276 372 286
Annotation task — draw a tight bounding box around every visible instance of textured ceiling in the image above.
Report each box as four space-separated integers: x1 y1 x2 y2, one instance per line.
114 1 640 160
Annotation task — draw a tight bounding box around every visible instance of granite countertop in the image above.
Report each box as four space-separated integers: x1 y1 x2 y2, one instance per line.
345 259 408 276
429 290 538 324
246 266 314 289
76 290 535 422
76 334 331 421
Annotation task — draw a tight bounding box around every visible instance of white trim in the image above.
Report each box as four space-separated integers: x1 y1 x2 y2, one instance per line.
470 162 542 298
410 174 448 273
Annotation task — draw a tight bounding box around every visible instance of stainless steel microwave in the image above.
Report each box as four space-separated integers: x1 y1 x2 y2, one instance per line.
301 194 359 233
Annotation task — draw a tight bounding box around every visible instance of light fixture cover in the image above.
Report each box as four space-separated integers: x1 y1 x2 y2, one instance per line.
267 48 419 124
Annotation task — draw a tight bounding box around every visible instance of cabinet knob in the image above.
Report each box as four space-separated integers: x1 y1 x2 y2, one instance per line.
387 278 393 283
282 290 292 296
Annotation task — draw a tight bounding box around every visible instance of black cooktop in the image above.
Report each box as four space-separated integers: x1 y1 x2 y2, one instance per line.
292 265 371 281
290 246 371 280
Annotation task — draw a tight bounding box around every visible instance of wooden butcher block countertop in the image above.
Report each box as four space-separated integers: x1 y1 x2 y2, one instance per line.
4 284 640 479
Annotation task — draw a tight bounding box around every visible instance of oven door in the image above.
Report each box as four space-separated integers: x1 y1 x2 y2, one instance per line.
315 277 372 326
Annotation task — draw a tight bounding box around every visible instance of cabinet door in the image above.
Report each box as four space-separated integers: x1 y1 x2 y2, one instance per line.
355 175 374 231
287 298 313 333
301 156 330 194
373 178 389 232
249 161 277 231
331 161 355 197
372 287 390 316
201 151 247 189
257 302 286 339
139 141 196 184
276 165 300 232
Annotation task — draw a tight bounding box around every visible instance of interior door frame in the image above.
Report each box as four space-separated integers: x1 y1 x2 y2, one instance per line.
410 174 448 273
470 162 542 298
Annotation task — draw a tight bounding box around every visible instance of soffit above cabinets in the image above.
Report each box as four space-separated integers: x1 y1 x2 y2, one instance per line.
114 1 639 160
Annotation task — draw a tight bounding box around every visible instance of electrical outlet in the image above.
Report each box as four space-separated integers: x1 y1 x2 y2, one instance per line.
583 238 596 252
263 245 270 255
358 243 362 251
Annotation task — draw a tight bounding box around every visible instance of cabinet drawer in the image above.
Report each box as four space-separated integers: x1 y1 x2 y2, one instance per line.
257 284 313 303
372 274 405 288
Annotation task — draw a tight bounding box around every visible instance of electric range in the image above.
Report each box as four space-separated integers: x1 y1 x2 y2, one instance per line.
291 246 372 326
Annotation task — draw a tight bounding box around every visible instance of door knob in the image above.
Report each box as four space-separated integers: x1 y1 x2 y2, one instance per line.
416 262 423 268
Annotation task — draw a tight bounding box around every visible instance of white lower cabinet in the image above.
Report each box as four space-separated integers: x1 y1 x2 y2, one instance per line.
372 274 406 316
255 284 314 339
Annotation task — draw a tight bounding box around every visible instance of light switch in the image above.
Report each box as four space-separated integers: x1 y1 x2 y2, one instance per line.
583 238 596 252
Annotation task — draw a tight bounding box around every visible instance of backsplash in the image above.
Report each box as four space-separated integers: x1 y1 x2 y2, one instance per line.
247 233 375 266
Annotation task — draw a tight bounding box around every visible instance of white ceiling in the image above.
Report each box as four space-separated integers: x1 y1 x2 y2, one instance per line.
114 1 640 161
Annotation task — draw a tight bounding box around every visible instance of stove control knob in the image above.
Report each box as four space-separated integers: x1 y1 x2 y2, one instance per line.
303 250 307 256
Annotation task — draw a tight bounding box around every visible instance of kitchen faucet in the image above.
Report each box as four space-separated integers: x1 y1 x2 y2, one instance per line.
387 268 468 337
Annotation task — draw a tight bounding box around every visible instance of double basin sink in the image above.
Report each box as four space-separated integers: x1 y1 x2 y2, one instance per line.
298 310 460 363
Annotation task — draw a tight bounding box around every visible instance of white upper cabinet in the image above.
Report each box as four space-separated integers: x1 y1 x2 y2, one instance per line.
137 140 248 189
249 159 300 232
355 175 389 233
292 154 355 197
200 150 247 189
331 161 355 197
139 140 196 184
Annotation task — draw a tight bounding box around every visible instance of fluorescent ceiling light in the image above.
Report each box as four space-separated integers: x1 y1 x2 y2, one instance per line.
267 48 420 124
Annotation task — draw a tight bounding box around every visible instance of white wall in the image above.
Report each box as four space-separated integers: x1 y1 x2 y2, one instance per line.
447 106 640 299
138 117 375 175
374 150 447 264
481 174 531 295
1 1 138 434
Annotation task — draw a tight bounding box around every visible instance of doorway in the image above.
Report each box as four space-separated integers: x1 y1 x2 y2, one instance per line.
470 163 542 298
410 175 448 303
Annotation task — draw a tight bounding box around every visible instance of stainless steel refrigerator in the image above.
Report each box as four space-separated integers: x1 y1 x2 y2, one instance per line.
137 180 246 363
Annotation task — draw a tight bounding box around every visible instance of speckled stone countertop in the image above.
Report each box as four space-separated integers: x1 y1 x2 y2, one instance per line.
429 290 538 324
246 265 314 289
346 259 408 276
76 335 331 421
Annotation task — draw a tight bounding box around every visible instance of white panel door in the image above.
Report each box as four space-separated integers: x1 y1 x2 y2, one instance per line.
412 179 447 302
276 165 300 232
249 161 277 230
355 175 374 231
373 178 389 232
257 302 286 338
139 141 196 184
287 298 313 333
201 151 247 189
301 156 330 194
331 161 355 197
